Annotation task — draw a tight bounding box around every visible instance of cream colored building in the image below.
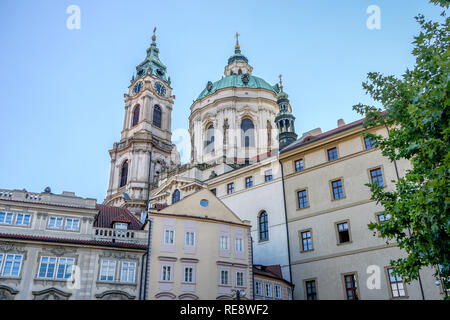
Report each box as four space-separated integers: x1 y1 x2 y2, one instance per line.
146 188 253 300
253 265 294 300
0 188 148 300
279 119 444 300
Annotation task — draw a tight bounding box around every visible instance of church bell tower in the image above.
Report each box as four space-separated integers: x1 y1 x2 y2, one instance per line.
104 29 180 215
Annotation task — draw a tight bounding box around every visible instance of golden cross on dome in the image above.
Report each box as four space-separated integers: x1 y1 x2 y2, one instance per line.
279 74 283 85
235 32 240 49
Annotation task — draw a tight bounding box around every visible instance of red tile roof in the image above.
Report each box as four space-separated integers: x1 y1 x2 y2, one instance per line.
253 264 293 287
0 232 147 250
95 204 143 230
280 117 367 154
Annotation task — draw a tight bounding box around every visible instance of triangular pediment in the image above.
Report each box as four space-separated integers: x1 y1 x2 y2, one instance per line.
157 188 247 226
151 175 204 199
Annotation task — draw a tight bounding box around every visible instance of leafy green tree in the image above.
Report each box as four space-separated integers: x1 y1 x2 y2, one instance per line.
353 0 449 299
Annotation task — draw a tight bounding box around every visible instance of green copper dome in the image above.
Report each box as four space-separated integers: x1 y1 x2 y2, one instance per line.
195 75 277 101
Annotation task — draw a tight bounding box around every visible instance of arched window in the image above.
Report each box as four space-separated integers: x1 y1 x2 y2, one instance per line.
205 124 215 153
153 105 162 128
238 69 242 75
132 105 140 127
241 118 255 147
120 160 128 188
172 189 180 204
259 211 268 241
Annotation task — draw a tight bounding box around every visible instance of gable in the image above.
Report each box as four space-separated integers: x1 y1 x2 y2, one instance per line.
157 188 245 225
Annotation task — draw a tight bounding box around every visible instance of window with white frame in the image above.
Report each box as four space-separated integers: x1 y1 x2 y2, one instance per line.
120 261 136 283
15 213 31 226
265 282 273 298
1 254 23 277
236 271 244 287
164 229 175 245
234 238 243 252
48 216 63 229
275 285 282 299
64 218 80 231
220 270 229 285
0 253 3 273
114 223 128 230
255 280 263 296
184 266 194 283
185 231 195 246
38 256 57 278
99 260 116 281
0 212 14 224
56 257 75 279
220 236 229 250
161 265 172 281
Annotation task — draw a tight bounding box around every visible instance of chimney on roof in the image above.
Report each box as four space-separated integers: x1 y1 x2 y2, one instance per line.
337 119 346 127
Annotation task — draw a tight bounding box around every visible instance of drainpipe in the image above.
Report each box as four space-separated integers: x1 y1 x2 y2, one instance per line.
139 252 147 300
383 124 425 300
251 236 255 300
142 150 153 300
279 160 293 289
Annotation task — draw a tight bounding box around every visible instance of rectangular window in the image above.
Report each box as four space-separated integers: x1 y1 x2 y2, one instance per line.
48 216 63 229
301 231 313 251
265 283 273 298
161 265 172 281
305 280 317 300
220 270 229 285
114 223 128 230
297 190 308 209
275 285 282 299
337 222 350 244
184 267 193 283
264 170 273 182
0 212 14 224
64 218 80 231
100 260 116 281
255 280 263 296
245 176 253 188
120 261 136 283
38 256 57 279
56 258 75 279
164 229 175 245
370 168 384 187
15 213 31 226
331 179 344 199
365 136 376 149
185 231 195 246
377 212 391 223
220 236 229 250
295 159 304 172
236 271 244 287
227 183 234 195
2 254 22 277
327 147 338 161
344 274 359 300
235 238 243 252
387 268 406 298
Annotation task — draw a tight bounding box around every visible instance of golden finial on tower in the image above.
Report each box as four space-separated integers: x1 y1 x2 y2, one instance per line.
235 32 240 50
279 74 283 86
152 27 157 42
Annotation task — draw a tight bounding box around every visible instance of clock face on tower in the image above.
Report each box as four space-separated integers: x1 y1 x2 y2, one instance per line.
133 81 143 94
154 81 166 97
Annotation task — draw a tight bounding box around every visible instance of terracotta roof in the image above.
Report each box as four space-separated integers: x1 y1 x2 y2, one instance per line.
0 233 147 250
280 117 367 154
253 264 293 287
95 204 143 230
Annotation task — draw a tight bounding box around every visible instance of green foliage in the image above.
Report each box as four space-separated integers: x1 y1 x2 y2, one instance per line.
353 1 449 299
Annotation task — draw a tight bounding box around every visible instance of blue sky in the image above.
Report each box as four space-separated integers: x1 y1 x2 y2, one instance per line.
0 0 444 202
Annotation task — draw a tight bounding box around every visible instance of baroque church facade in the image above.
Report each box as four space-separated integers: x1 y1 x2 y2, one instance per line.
103 32 296 282
100 31 444 300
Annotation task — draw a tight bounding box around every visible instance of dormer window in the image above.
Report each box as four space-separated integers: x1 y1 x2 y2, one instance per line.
114 223 128 230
